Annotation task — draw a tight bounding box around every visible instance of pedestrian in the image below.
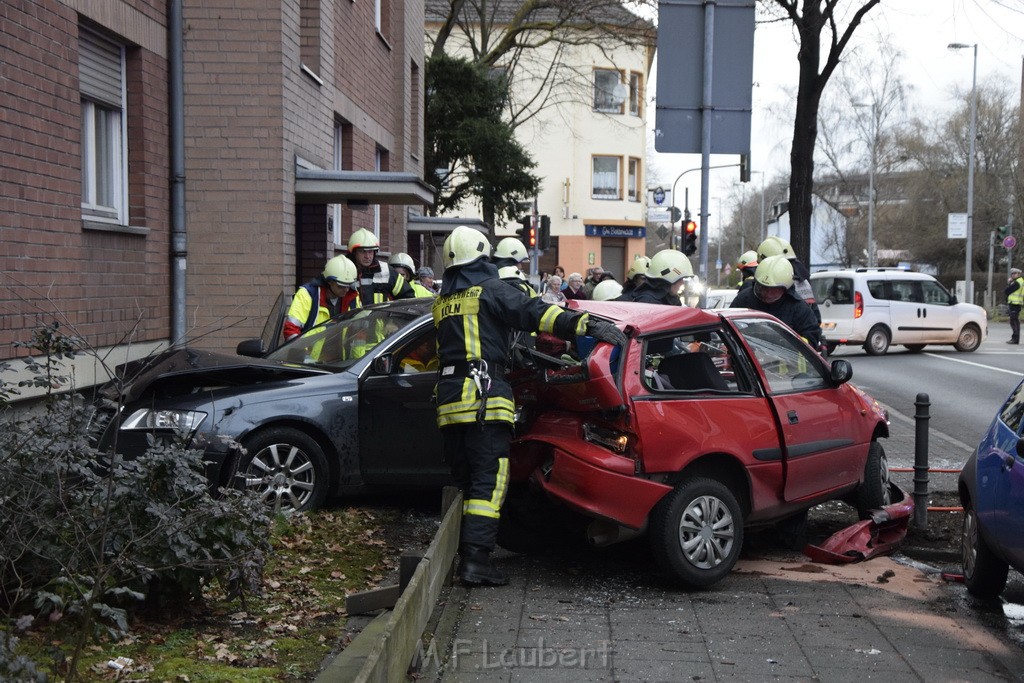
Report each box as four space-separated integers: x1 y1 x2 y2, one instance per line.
433 226 627 586
415 266 439 294
616 249 692 305
389 253 436 298
757 237 819 323
730 255 823 350
553 265 566 288
1006 267 1023 344
541 276 567 305
282 255 360 341
582 266 605 298
564 272 587 300
347 228 415 305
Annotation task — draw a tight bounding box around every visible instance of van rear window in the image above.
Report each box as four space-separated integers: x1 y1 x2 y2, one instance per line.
812 277 853 304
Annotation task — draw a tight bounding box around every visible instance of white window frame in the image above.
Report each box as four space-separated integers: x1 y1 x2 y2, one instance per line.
329 122 343 246
373 148 383 236
628 157 640 202
592 156 621 200
629 72 642 117
80 30 127 225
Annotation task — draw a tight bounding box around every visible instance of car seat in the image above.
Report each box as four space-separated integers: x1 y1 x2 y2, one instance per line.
657 352 729 392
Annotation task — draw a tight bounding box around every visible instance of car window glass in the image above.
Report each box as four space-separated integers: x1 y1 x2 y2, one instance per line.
396 329 438 374
641 329 745 394
999 382 1024 434
813 277 853 305
866 280 887 300
890 281 917 302
921 280 951 306
267 308 422 369
732 319 828 394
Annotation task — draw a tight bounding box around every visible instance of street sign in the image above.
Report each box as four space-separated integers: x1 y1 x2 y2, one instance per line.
648 207 671 223
1004 236 1017 250
947 213 967 239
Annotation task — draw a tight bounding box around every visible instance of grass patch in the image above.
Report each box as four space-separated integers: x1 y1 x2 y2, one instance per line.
16 505 404 681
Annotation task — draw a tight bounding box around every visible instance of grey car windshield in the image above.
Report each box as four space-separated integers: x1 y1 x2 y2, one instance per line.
266 307 426 370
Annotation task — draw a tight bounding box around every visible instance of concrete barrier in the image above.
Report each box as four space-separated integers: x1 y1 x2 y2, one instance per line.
316 489 461 682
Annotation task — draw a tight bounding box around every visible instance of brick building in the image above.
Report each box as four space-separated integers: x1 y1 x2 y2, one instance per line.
1 0 431 394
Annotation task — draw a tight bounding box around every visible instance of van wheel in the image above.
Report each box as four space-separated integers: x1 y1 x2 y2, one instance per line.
863 326 890 355
954 324 982 352
904 344 926 352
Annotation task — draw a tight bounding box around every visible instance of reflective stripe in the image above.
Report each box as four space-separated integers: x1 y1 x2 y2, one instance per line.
463 313 481 359
462 458 509 519
1011 278 1024 305
574 313 589 336
539 306 562 333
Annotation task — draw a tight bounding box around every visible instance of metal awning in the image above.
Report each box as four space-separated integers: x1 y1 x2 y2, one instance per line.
295 168 436 206
406 215 490 235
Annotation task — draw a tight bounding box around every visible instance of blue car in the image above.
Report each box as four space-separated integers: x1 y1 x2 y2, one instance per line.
959 378 1024 598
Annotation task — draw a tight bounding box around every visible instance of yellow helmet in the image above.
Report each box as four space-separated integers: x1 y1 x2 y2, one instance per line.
754 255 794 288
736 250 758 269
756 236 795 261
627 255 651 280
443 226 491 268
494 237 529 262
647 249 694 284
389 252 416 273
322 255 357 285
591 279 624 301
348 228 380 253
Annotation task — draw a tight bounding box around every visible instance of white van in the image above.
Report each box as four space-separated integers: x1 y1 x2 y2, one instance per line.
809 268 987 355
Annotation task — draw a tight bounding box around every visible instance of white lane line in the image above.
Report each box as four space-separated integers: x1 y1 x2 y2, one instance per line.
882 402 975 453
923 352 1024 376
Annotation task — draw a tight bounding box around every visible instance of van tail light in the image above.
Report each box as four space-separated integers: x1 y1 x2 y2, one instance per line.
854 291 864 319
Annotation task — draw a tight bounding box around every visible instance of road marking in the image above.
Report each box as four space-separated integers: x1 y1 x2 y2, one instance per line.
923 352 1023 376
882 402 975 453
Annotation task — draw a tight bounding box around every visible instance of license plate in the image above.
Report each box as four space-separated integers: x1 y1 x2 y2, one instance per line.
821 322 836 330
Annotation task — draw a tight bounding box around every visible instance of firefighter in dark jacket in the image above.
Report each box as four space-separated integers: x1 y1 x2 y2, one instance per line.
347 228 415 305
433 226 628 586
493 236 535 296
731 255 823 349
616 249 692 305
282 254 360 341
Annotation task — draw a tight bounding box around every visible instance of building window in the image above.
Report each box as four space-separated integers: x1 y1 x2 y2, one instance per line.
300 0 321 77
375 0 390 40
592 156 621 200
79 29 127 224
329 122 343 246
410 60 420 159
629 72 642 117
374 148 388 235
593 69 624 114
628 158 641 202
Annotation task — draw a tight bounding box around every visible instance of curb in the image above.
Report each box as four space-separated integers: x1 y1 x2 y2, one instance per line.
316 490 461 682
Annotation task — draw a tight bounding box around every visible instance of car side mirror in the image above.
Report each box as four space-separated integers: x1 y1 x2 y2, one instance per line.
373 354 393 375
950 295 959 305
830 358 853 385
236 339 266 357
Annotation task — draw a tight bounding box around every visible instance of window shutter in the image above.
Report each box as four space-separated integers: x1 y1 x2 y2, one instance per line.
79 30 123 107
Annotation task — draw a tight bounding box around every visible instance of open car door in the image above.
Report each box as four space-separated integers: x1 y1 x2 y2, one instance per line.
259 289 292 354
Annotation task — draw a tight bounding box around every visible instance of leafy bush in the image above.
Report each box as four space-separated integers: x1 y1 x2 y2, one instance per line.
0 323 272 678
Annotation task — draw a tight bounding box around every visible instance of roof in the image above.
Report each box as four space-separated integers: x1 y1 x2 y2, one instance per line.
570 300 746 334
425 0 654 33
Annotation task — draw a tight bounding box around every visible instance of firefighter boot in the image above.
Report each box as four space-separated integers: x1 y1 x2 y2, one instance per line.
458 548 508 587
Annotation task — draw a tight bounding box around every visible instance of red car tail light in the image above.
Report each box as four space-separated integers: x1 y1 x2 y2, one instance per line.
854 291 864 319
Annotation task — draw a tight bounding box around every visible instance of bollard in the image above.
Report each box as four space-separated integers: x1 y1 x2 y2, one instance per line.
913 393 930 528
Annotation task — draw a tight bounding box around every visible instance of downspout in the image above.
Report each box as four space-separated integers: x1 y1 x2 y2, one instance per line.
169 0 187 344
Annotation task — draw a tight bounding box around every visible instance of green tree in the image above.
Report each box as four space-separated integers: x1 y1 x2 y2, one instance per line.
425 54 540 225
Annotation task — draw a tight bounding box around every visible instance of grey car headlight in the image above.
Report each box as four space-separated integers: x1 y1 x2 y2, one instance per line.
121 408 207 434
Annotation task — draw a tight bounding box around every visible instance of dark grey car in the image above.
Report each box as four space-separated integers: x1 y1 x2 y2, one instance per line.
90 299 449 512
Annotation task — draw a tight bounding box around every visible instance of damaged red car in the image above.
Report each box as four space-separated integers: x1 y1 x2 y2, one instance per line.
507 301 892 588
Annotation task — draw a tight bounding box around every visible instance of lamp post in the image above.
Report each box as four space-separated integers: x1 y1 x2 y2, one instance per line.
853 102 876 267
949 42 978 302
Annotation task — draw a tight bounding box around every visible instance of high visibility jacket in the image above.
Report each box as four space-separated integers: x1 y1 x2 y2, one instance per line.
433 260 588 428
283 280 361 341
1008 277 1024 305
356 261 415 306
410 280 436 298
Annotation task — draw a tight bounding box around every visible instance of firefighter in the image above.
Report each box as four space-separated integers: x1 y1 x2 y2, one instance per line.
731 255 823 349
616 249 693 305
433 225 627 586
591 279 624 301
736 250 758 291
347 228 415 305
389 252 435 298
282 254 360 341
622 255 651 295
757 236 819 323
493 236 535 296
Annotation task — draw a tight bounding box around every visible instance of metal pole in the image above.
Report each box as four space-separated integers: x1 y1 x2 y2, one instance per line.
914 393 931 529
987 230 995 309
867 103 876 267
698 0 716 303
671 163 738 250
759 172 766 244
966 44 978 303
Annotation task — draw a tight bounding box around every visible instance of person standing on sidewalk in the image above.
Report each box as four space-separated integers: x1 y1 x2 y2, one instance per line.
1005 267 1023 344
433 226 627 586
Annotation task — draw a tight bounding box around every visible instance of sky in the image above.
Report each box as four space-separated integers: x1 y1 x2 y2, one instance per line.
646 0 1024 232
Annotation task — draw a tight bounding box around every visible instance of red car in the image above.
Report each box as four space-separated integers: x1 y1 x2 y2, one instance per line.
507 300 891 588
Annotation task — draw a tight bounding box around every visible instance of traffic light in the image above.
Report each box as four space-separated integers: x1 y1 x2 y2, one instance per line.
516 215 534 247
739 153 751 183
997 225 1010 239
683 220 698 256
538 215 551 250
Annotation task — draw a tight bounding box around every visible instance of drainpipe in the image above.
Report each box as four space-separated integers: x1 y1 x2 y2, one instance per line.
169 0 187 344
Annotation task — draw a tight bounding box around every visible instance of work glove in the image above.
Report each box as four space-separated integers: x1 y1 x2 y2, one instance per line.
585 318 628 347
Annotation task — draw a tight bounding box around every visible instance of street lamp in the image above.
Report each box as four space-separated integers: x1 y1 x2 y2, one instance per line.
749 170 766 244
853 102 876 267
949 42 978 302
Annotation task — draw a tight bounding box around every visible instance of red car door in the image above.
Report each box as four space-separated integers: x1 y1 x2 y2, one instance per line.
729 317 866 502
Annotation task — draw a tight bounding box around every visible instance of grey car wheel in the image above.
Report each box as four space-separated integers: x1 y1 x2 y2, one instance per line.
863 325 890 355
954 324 982 352
239 427 330 513
855 441 891 518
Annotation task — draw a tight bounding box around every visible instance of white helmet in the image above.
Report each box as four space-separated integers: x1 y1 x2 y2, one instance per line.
757 236 795 261
736 250 759 270
443 226 491 268
627 255 651 280
647 249 694 284
322 255 357 285
389 252 416 273
754 254 794 288
494 237 529 262
591 279 624 301
498 265 526 280
348 228 380 253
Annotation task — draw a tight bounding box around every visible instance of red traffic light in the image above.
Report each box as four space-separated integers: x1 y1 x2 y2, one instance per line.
684 220 697 235
527 226 537 248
